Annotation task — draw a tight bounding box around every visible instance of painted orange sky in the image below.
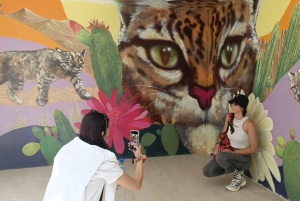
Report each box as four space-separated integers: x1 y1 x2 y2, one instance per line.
260 0 299 42
0 15 64 50
1 0 67 20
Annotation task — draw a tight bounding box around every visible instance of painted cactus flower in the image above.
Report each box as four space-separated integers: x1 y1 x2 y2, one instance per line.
75 89 151 154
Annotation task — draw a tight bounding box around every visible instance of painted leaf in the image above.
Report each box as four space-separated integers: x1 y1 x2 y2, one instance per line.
22 142 40 156
156 129 162 135
161 124 179 155
290 127 296 137
141 133 156 147
277 136 285 149
32 126 44 140
40 135 63 165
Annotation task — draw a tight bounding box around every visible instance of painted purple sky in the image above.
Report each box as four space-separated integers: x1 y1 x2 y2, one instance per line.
0 101 89 137
0 37 46 52
264 59 300 166
0 37 97 88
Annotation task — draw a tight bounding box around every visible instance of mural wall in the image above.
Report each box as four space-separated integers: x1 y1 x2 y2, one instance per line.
0 0 299 200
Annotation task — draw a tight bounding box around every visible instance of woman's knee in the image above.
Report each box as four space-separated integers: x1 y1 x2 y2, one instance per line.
215 152 226 164
202 164 212 177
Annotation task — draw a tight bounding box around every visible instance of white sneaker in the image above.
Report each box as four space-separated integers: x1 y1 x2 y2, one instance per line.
226 176 246 192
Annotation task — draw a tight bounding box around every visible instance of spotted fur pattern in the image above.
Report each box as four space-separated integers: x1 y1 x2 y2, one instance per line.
288 70 300 104
116 0 261 152
0 48 91 106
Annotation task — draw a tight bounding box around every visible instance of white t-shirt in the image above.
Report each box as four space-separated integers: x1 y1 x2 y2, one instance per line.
43 137 124 201
85 150 124 201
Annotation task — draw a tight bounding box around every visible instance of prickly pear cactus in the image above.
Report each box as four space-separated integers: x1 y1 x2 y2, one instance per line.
40 135 62 165
22 125 63 165
276 136 285 159
157 115 179 155
283 140 300 201
276 127 300 201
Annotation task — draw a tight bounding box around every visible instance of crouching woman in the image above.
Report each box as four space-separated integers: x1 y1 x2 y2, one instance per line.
202 94 258 192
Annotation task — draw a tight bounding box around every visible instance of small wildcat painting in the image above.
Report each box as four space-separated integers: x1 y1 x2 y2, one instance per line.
0 48 91 106
288 70 300 104
116 0 261 152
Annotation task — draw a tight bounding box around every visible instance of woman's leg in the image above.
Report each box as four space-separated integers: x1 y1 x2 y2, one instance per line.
215 152 252 173
202 158 226 177
215 152 252 191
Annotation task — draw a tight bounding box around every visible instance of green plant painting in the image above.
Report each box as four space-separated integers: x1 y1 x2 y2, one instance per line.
22 110 77 165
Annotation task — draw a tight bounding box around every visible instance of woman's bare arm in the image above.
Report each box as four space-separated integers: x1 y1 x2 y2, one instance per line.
116 159 144 191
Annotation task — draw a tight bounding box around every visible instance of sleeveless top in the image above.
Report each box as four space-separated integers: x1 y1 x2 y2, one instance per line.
227 116 250 149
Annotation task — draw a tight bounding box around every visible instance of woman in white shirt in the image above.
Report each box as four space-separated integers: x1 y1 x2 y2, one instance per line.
202 94 258 192
43 110 145 201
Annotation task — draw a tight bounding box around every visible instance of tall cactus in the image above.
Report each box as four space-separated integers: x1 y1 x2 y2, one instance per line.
275 3 300 85
54 109 77 145
76 22 123 100
253 50 263 96
253 22 279 101
90 28 123 100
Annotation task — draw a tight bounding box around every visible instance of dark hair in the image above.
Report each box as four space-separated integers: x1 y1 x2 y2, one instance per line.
225 113 235 134
242 110 247 117
79 110 109 149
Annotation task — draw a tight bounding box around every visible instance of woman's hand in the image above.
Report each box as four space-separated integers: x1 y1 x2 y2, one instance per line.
128 143 143 161
213 145 219 156
225 114 231 122
221 149 232 153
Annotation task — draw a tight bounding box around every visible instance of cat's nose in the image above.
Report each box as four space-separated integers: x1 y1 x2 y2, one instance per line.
189 85 216 110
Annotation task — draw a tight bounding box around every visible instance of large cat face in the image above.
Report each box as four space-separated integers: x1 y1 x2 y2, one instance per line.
116 0 260 150
288 71 300 103
55 48 86 73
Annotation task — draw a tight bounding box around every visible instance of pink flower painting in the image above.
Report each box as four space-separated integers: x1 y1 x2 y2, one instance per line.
75 89 151 154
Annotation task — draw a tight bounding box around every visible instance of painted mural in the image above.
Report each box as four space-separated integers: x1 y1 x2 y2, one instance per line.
0 0 300 200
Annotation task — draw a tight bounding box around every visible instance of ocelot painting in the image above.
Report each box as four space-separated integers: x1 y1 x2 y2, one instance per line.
0 48 91 106
116 0 261 152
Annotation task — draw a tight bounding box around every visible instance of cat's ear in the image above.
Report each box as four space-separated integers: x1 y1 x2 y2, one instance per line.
55 48 63 54
288 72 295 81
113 1 137 29
249 0 261 26
80 49 87 58
113 0 170 29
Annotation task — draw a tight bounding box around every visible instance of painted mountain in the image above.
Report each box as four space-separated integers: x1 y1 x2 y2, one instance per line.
5 8 93 75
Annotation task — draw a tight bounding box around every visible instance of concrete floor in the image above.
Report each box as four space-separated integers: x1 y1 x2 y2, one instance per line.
0 153 286 201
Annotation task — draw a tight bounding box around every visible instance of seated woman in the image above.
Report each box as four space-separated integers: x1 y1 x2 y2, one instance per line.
202 94 258 192
43 110 145 201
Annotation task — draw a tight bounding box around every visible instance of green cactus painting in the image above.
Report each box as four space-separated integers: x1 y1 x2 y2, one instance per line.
22 110 76 165
76 20 123 100
275 127 300 201
253 3 300 101
140 115 180 156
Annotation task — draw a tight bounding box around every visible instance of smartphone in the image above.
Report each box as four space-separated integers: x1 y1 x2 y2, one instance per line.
130 130 140 150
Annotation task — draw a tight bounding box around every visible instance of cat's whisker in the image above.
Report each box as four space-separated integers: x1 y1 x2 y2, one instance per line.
129 85 168 94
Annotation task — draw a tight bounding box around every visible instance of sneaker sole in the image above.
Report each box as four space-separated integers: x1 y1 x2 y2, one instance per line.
226 179 246 191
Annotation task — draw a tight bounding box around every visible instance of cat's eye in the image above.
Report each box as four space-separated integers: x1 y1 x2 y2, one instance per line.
149 45 179 69
220 43 238 67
